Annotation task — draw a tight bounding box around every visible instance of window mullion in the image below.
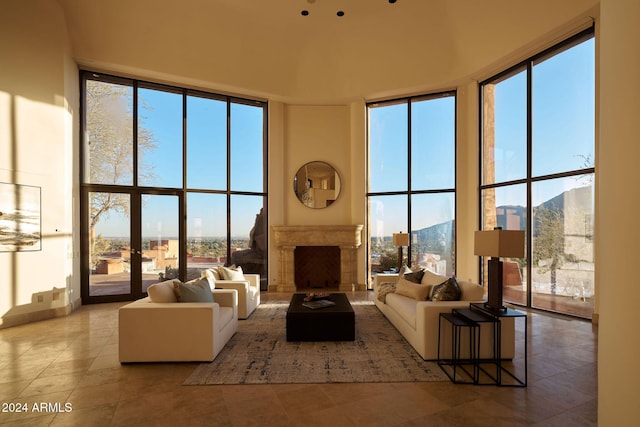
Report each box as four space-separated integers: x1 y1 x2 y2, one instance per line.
407 100 412 266
526 62 533 308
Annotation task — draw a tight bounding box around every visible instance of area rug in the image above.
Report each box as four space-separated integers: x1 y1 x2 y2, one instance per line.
183 301 448 385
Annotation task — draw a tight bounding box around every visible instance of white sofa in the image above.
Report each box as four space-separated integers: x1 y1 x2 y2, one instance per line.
373 273 514 361
119 286 238 363
202 269 260 319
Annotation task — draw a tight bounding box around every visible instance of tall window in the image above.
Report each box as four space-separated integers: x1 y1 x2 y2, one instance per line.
81 72 267 302
480 28 595 318
367 92 456 284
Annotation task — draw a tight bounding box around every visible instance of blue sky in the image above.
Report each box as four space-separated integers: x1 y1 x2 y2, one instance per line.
369 37 594 235
95 37 593 240
94 92 264 239
491 37 595 206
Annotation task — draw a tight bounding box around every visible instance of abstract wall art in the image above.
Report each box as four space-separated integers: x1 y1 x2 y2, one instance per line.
0 182 41 252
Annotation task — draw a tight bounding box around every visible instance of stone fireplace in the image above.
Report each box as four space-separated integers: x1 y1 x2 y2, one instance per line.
272 225 363 292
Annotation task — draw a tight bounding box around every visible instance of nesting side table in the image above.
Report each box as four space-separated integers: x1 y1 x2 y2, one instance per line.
468 303 527 387
437 312 479 384
439 303 528 387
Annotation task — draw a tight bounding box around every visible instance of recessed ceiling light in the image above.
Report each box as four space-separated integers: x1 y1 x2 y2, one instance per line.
301 10 309 16
389 0 397 3
337 11 345 17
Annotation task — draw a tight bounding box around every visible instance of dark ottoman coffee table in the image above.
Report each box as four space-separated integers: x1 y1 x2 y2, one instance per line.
286 293 355 341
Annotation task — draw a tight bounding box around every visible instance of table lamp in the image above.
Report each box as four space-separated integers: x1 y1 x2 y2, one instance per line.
474 227 525 311
392 232 409 272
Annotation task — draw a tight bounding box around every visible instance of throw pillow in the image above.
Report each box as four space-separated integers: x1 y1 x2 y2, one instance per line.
207 267 222 281
430 277 462 302
147 279 178 303
421 269 448 286
395 277 431 301
201 268 218 289
402 268 425 284
219 265 244 281
172 277 214 302
399 264 412 277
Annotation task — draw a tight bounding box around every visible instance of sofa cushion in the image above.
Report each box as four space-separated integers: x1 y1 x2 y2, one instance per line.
147 280 178 303
459 280 484 301
386 292 418 328
431 277 462 301
377 282 397 303
395 277 431 301
219 265 244 281
172 277 214 302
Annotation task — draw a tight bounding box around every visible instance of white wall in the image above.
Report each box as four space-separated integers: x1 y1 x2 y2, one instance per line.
282 105 351 225
455 82 481 284
598 0 640 424
0 0 79 326
269 104 368 288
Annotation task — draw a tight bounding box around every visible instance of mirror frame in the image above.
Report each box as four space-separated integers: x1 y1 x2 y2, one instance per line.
293 161 341 209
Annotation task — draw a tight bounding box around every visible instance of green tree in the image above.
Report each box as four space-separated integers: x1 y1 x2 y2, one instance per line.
532 205 565 294
379 250 400 272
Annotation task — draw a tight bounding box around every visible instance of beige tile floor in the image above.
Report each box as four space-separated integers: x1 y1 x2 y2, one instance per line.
0 291 597 426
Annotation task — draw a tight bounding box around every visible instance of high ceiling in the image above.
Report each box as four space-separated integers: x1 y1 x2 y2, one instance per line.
56 0 597 104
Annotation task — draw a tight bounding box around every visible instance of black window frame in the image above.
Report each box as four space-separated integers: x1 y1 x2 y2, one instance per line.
79 70 268 303
478 27 596 317
366 90 458 286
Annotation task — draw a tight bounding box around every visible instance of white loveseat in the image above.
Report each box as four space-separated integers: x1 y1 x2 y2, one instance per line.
373 272 515 361
119 281 238 363
201 268 260 319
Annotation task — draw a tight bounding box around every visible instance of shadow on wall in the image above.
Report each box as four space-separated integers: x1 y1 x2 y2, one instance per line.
1 284 76 329
1 94 78 328
0 230 78 329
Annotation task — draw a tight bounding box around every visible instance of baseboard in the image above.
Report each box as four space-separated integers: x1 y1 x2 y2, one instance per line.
0 297 82 329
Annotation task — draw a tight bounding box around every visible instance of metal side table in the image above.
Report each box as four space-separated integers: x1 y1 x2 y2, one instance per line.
437 312 479 384
468 303 528 387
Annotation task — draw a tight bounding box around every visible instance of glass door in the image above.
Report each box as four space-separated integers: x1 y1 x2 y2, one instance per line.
83 190 181 302
87 191 132 298
140 193 181 293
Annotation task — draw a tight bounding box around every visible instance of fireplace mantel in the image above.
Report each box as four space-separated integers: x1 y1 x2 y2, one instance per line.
272 225 363 292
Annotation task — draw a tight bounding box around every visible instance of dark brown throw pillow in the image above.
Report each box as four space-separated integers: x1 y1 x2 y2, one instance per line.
403 268 425 284
399 265 412 276
431 277 461 301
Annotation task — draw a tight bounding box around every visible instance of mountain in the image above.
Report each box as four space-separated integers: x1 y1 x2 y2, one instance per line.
411 220 454 249
411 186 592 237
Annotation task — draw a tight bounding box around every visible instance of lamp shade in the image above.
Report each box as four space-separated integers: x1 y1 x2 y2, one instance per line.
392 232 409 247
474 229 525 258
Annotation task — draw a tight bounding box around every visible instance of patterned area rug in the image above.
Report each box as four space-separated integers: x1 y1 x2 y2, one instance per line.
183 301 447 385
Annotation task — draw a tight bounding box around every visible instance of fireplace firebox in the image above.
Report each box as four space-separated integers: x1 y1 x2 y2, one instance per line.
294 246 341 289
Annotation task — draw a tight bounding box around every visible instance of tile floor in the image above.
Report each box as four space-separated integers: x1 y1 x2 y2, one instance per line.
0 291 597 426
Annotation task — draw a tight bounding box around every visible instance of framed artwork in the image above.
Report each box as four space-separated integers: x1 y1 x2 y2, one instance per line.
0 182 41 252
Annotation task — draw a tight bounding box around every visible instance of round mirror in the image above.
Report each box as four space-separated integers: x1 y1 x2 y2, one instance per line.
293 161 341 209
